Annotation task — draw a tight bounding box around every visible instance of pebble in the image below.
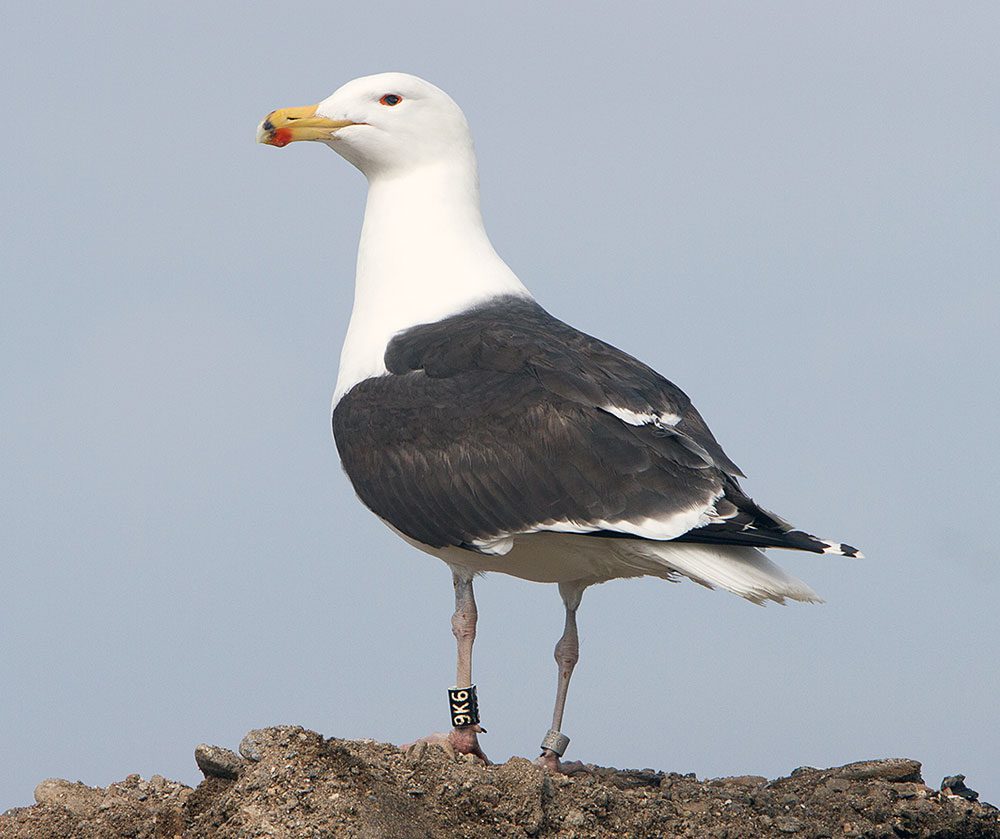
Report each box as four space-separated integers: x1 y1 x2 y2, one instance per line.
405 741 428 764
775 815 803 833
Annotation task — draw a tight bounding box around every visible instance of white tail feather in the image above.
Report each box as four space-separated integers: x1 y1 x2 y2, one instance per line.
634 541 822 605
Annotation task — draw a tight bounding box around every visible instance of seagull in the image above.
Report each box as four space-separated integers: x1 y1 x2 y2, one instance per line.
257 72 860 770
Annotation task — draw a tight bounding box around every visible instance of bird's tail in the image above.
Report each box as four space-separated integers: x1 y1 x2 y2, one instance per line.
630 540 823 605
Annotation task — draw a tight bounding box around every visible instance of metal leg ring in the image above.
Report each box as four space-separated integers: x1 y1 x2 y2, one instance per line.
540 729 570 756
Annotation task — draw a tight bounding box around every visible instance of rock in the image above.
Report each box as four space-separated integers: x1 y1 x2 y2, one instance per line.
942 774 980 801
832 758 923 782
238 729 266 762
2 729 998 838
194 744 243 780
33 779 102 817
8 773 191 839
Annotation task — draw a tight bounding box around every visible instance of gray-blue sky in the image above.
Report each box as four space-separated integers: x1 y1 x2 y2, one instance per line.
2 0 998 811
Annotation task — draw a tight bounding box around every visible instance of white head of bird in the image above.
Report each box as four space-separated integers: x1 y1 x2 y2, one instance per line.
258 72 476 180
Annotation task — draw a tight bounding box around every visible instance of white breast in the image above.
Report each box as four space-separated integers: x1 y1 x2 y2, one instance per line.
332 159 530 405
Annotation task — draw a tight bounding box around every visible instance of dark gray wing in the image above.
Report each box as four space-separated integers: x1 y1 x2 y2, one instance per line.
333 296 854 556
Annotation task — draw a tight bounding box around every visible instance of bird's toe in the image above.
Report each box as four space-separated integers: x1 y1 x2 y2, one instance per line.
535 749 589 774
402 726 488 765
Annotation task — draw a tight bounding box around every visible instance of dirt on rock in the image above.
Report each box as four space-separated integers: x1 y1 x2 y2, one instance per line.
2 725 997 838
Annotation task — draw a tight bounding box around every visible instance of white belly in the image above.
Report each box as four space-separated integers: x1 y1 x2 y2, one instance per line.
386 522 820 604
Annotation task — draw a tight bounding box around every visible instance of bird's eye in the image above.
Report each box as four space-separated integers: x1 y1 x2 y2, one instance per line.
379 94 403 107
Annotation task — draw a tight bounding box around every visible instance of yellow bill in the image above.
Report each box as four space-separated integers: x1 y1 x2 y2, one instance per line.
257 105 356 147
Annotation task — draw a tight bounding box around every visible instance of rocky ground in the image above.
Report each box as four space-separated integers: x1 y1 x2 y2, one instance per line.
2 726 997 838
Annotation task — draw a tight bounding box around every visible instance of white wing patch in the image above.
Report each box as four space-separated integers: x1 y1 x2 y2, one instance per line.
468 488 725 552
601 404 681 428
704 500 740 523
470 535 515 555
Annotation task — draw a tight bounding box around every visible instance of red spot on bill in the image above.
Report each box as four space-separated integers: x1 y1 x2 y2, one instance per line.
271 128 293 148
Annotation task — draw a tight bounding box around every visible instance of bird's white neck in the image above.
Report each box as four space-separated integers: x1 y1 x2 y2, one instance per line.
333 159 531 403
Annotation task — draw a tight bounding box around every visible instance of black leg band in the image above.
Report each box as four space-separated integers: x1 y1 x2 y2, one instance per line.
448 685 480 727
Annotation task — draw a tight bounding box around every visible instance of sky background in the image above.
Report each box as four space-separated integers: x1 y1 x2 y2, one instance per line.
3 0 998 813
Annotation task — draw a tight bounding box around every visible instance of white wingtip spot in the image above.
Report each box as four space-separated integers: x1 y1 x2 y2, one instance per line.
820 540 864 558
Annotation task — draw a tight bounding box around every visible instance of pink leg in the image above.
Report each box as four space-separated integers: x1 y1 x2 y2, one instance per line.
448 570 488 760
452 570 477 688
403 569 488 762
538 583 587 772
